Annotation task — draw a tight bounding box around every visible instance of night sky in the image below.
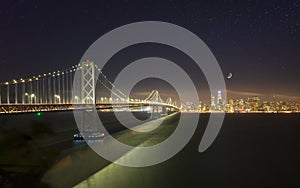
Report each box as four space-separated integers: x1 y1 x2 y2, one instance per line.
0 0 299 102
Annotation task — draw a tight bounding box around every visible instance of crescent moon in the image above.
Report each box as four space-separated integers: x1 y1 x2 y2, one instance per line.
227 73 233 79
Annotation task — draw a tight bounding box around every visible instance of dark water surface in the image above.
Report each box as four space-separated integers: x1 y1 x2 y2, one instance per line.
0 112 299 187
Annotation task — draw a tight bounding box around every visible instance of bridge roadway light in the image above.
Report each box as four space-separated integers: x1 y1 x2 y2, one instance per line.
24 92 29 103
54 94 61 103
30 94 36 104
74 96 79 103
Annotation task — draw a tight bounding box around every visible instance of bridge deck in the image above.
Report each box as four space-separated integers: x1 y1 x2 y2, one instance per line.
0 103 179 114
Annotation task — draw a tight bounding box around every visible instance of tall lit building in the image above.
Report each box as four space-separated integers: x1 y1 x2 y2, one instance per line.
210 96 216 111
217 90 222 105
216 90 225 111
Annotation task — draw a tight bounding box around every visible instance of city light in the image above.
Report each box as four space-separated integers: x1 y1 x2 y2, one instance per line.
181 94 300 113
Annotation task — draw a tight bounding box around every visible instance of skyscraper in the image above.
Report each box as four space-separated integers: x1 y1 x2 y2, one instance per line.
217 90 222 105
211 96 215 111
216 90 225 111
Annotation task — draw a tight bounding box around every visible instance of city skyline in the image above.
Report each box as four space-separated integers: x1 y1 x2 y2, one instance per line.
181 90 300 113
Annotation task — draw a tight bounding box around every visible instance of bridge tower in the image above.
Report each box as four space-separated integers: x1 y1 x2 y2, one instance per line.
80 60 97 133
81 60 95 104
144 90 164 118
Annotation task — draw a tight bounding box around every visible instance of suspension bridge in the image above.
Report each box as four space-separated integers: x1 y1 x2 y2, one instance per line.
0 60 179 114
